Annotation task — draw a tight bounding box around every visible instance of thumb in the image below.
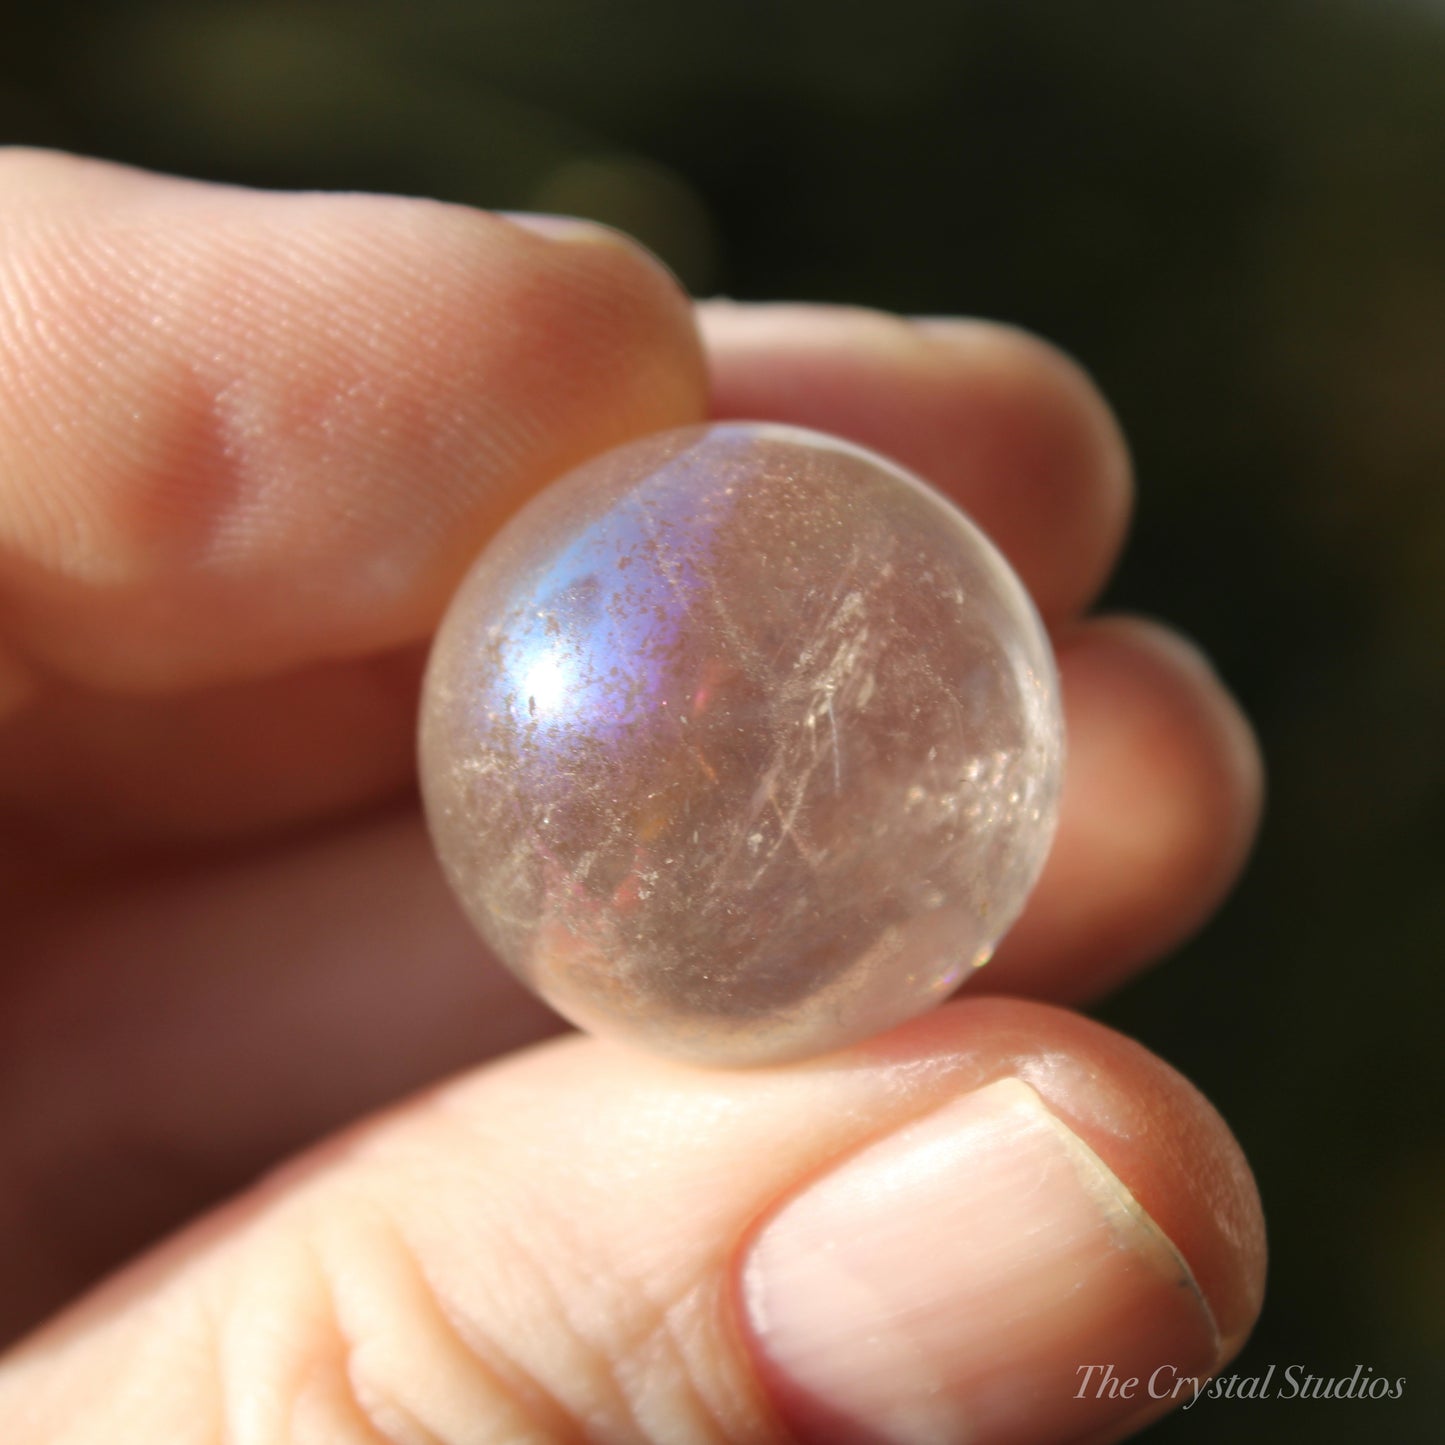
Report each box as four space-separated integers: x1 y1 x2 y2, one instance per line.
0 997 1264 1445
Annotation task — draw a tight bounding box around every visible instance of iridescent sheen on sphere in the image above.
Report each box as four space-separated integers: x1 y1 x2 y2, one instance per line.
420 423 1063 1066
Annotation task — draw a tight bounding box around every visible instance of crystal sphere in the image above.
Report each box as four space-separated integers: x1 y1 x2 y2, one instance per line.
419 423 1063 1066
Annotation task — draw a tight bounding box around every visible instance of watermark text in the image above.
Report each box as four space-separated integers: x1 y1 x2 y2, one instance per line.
1074 1362 1406 1410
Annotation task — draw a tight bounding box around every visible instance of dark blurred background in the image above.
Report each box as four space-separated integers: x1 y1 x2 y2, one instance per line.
3 0 1441 1438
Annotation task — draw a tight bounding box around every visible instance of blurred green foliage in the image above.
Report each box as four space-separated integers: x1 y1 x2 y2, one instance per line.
3 1 1442 1438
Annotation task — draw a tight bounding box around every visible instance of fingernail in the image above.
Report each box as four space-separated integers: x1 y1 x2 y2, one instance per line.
499 213 690 298
500 211 633 246
743 1078 1221 1445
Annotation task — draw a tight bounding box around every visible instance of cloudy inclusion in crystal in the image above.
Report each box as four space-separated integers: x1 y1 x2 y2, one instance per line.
419 423 1063 1066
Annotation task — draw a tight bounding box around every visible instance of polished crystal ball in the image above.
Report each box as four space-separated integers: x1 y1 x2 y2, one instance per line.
420 423 1063 1065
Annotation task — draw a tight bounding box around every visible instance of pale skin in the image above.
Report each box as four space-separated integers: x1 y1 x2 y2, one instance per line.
0 149 1266 1443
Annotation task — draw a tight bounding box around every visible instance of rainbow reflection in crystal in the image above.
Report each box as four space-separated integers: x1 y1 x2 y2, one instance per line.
420 423 1063 1065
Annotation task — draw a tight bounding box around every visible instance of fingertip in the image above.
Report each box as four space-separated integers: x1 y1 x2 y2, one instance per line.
1074 615 1264 933
740 995 1264 1443
1106 614 1266 853
962 999 1268 1365
912 316 1136 606
986 614 1265 1000
839 995 1268 1347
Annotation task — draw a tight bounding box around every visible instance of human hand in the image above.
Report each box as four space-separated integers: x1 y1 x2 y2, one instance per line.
0 149 1264 1443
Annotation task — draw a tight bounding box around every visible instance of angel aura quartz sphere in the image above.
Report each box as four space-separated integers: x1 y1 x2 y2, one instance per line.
420 423 1063 1066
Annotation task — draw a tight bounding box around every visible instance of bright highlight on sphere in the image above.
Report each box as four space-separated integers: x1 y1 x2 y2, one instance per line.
420 423 1063 1066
